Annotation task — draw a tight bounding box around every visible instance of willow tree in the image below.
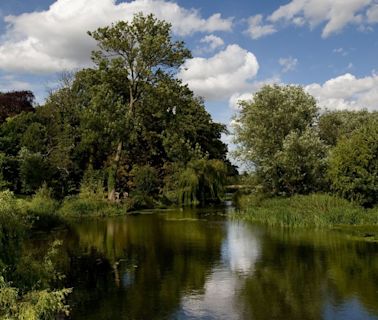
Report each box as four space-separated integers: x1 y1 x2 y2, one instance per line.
87 14 191 201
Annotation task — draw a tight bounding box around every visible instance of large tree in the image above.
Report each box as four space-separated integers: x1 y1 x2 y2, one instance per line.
234 85 322 195
87 13 191 201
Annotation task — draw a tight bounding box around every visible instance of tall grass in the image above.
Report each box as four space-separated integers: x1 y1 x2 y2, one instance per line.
59 191 124 217
235 193 378 228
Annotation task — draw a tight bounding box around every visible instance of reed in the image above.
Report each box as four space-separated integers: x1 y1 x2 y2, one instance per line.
235 193 378 228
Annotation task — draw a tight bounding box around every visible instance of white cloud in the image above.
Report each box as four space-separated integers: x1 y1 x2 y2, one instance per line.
305 72 378 111
0 0 233 73
367 4 378 22
269 0 373 38
229 92 253 110
228 76 281 109
178 44 259 101
245 14 277 39
279 56 298 73
199 34 225 52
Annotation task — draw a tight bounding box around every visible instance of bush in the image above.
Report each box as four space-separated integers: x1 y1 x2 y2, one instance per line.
59 195 123 217
328 119 378 207
0 190 27 267
0 241 72 320
26 185 61 229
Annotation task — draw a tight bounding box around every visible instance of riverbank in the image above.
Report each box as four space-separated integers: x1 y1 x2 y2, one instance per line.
235 193 378 229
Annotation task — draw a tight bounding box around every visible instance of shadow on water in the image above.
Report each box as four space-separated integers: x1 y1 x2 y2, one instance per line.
25 206 378 319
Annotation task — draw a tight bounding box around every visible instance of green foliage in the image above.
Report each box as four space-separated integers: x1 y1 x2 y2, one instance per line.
234 85 321 195
236 193 378 227
86 13 191 200
328 119 378 207
0 241 72 320
18 148 51 194
0 191 71 319
176 159 227 206
80 165 105 199
318 110 378 146
129 164 159 197
274 128 328 195
20 122 48 154
0 191 27 267
26 185 62 229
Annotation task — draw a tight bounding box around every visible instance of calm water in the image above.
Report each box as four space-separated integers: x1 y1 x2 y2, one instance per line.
35 207 378 319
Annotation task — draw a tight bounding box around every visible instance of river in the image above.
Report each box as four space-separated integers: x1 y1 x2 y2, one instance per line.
30 206 378 319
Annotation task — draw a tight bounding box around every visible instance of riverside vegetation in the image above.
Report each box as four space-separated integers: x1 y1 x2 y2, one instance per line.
1 12 378 320
0 14 235 318
233 85 378 230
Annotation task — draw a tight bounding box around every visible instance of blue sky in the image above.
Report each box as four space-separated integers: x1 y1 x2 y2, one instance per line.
1 0 378 137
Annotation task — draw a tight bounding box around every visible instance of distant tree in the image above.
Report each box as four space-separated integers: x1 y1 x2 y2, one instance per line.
0 91 34 124
234 85 321 195
328 118 378 207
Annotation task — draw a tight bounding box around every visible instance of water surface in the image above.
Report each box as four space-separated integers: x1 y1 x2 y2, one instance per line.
39 207 378 319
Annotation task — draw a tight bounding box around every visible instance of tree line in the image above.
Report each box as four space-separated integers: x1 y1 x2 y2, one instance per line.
234 85 378 207
0 14 236 209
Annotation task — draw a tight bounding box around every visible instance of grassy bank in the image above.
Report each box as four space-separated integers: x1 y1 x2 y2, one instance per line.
235 193 378 228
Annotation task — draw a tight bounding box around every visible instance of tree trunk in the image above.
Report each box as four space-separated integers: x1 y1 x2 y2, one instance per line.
107 95 135 201
107 141 123 201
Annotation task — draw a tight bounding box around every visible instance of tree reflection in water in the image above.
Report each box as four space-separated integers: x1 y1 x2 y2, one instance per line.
30 209 378 320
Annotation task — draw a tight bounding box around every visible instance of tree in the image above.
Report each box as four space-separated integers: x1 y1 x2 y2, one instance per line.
318 110 378 146
234 85 320 195
176 158 227 205
274 128 328 195
87 13 191 201
0 91 34 124
327 118 378 207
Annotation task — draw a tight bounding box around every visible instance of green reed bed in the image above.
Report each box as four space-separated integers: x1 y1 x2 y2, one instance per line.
235 193 378 228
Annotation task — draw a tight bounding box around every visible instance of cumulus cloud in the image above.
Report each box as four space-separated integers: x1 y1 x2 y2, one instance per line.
229 92 253 110
245 14 277 39
228 76 281 109
0 0 233 73
305 72 378 111
199 34 225 52
279 56 298 73
269 0 374 38
178 44 259 100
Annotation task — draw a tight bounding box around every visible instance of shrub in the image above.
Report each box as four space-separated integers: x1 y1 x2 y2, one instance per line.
0 190 27 267
0 241 72 320
26 184 61 229
59 195 122 217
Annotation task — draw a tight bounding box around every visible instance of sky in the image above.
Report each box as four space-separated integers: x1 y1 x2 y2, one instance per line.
1 0 378 150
